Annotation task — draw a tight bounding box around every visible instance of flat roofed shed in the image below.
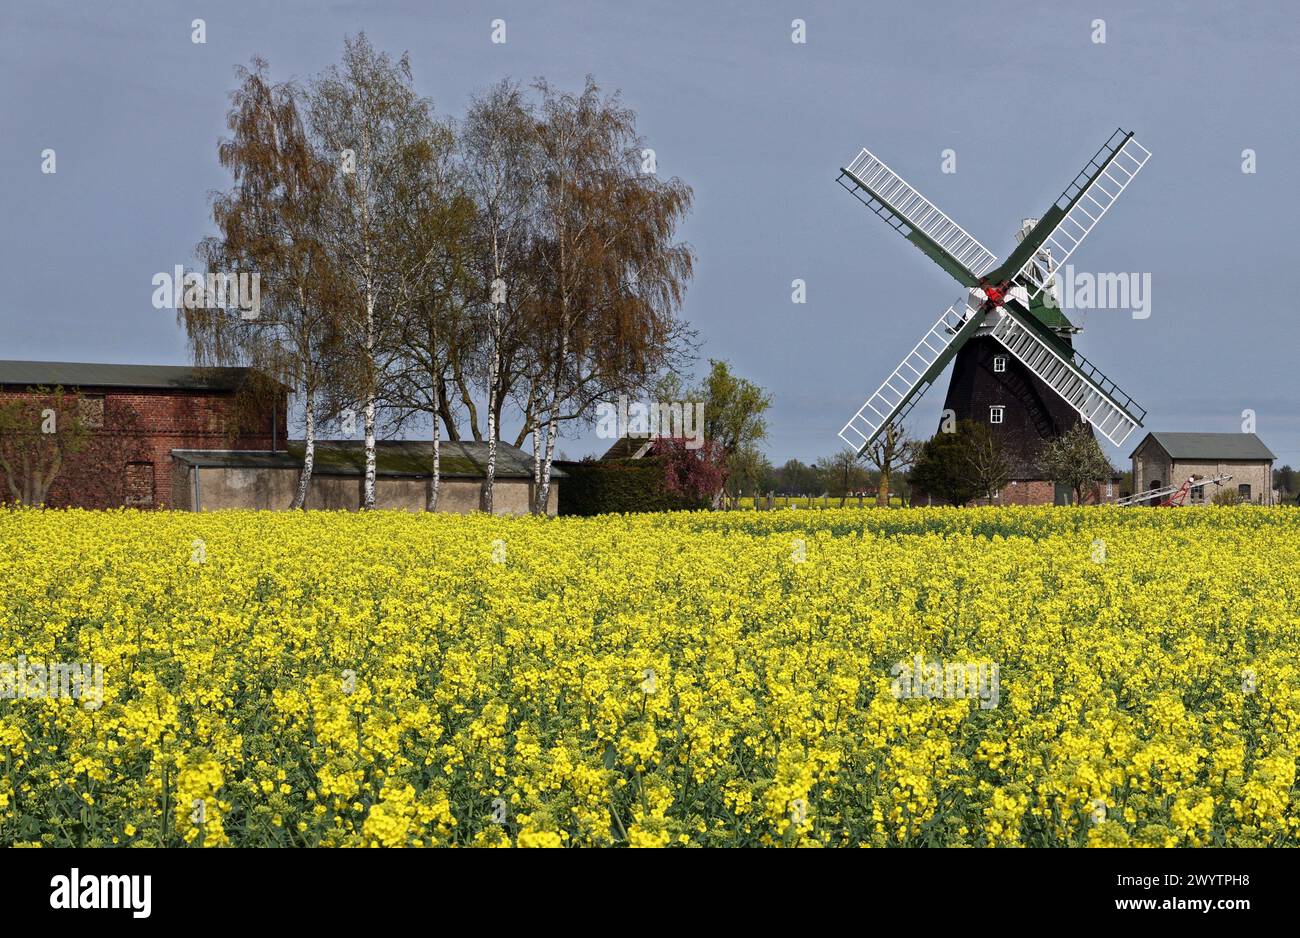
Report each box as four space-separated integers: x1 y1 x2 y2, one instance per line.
170 440 563 479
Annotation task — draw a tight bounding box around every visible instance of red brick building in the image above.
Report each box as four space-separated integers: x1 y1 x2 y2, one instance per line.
911 476 1123 506
0 361 286 508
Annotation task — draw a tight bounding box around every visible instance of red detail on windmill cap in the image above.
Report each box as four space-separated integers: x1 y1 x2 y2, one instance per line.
984 285 1005 305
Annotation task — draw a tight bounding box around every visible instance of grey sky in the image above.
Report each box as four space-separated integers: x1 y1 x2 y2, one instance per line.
2 1 1297 467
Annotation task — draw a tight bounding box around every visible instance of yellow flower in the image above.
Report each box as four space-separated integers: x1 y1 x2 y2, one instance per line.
0 504 1294 847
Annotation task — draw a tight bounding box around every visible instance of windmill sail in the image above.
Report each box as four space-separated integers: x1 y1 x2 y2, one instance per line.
839 300 987 455
835 130 1151 464
992 129 1151 300
839 148 998 287
986 304 1146 446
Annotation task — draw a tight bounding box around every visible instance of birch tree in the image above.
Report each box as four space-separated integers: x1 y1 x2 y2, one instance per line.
385 116 475 510
526 77 695 513
185 59 339 509
309 35 435 509
456 81 541 512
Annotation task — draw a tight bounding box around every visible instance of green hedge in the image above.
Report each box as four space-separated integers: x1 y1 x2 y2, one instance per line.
555 459 707 516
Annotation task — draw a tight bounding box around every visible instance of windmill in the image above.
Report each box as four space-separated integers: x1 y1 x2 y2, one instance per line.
836 129 1151 490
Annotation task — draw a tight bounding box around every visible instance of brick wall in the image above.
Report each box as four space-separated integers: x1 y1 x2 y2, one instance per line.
0 385 286 508
914 476 1119 507
990 479 1058 506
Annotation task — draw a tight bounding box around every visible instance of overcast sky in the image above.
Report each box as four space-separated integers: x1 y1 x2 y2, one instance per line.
2 1 1297 466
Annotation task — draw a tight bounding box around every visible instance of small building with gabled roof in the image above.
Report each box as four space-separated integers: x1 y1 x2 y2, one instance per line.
1129 431 1276 505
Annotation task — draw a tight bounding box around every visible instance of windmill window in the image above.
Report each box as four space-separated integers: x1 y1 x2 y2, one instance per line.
992 355 1007 373
1238 483 1252 502
989 406 1004 424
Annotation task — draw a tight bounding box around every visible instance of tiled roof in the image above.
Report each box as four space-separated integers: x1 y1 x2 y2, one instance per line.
1131 432 1276 461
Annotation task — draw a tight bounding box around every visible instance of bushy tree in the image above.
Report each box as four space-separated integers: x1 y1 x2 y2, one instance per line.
1274 464 1294 498
772 458 818 495
1211 486 1239 506
964 422 1012 502
723 442 772 504
694 360 771 506
1038 422 1114 505
646 360 771 507
659 438 727 506
815 448 872 506
908 421 1006 507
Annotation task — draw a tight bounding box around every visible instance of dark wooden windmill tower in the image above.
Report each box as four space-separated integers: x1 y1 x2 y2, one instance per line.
939 221 1088 485
835 129 1151 503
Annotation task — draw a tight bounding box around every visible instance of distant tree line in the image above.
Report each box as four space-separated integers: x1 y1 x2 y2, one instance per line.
729 452 900 507
754 419 1124 508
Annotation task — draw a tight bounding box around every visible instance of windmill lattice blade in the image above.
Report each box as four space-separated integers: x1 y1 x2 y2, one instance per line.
840 148 998 287
1015 130 1151 301
840 300 987 456
987 306 1145 447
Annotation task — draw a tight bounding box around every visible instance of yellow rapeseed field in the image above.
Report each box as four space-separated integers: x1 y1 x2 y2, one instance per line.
0 506 1296 847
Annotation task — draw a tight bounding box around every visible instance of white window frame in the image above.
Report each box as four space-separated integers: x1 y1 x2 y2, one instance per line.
989 405 1005 425
992 355 1007 373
